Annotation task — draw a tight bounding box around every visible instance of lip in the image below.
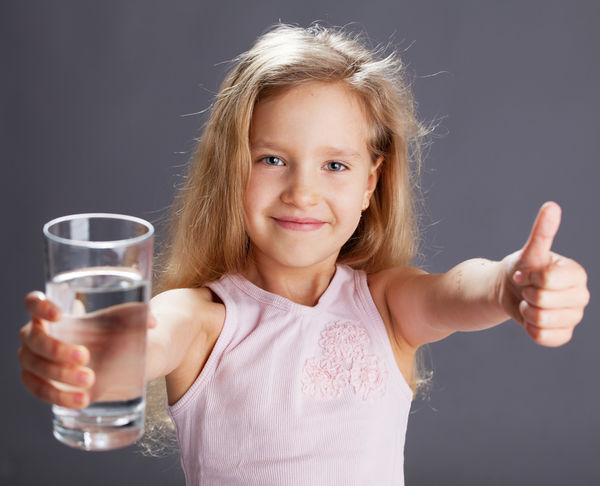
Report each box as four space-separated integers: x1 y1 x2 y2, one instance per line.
272 216 326 231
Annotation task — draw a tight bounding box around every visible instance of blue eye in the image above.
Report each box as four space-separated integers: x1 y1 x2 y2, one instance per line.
262 156 284 166
324 161 348 172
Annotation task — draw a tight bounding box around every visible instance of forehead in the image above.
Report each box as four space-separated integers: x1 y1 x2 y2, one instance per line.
250 81 371 153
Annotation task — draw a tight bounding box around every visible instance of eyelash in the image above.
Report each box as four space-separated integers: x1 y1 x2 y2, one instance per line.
324 161 348 172
259 156 349 172
261 156 285 166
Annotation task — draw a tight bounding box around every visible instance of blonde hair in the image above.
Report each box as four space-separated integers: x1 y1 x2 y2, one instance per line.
144 23 429 455
158 23 426 292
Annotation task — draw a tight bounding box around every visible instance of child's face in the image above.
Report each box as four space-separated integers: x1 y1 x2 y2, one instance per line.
245 81 380 272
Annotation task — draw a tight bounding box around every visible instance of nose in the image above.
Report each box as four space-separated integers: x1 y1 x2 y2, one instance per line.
280 166 320 208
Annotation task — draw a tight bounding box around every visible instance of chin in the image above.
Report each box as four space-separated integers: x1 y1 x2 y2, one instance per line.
268 247 340 271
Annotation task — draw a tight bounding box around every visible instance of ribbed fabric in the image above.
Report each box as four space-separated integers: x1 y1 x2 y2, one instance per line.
168 264 412 485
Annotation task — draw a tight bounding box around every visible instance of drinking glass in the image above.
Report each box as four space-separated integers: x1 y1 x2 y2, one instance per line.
43 213 154 451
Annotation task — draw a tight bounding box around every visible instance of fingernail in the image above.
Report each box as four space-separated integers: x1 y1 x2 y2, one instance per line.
73 393 88 407
519 300 528 314
48 306 61 320
77 371 92 386
513 270 525 284
72 348 85 363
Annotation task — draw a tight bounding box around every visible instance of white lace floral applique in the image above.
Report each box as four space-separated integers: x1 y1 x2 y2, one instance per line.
301 321 387 400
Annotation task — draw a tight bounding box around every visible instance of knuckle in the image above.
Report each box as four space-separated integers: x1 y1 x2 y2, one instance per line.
20 370 34 393
533 308 549 326
537 270 551 288
17 349 26 371
583 288 591 306
525 323 542 340
529 290 542 307
523 304 542 324
528 270 544 288
46 385 64 406
37 378 68 406
58 365 71 384
535 328 552 343
17 347 29 368
24 371 47 401
526 288 545 307
561 310 582 329
59 364 83 386
574 261 588 284
48 337 64 360
27 323 46 349
19 324 31 343
18 347 43 376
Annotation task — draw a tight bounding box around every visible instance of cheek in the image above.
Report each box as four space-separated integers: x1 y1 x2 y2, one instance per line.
244 174 267 215
332 185 367 223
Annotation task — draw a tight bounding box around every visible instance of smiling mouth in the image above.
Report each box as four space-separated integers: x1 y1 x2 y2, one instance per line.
272 217 326 231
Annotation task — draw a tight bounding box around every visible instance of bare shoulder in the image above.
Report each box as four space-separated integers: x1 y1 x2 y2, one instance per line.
367 265 427 300
366 266 427 384
369 265 453 350
148 287 225 404
367 265 426 337
151 287 224 334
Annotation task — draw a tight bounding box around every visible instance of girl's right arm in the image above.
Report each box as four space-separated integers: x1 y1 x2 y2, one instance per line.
19 287 224 409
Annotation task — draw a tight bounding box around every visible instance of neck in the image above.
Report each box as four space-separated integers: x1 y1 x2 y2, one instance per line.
242 251 337 307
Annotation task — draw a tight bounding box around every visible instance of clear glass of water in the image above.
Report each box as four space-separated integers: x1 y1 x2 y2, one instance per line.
43 213 154 451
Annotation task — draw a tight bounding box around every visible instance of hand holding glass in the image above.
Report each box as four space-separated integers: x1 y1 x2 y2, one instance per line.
43 213 153 451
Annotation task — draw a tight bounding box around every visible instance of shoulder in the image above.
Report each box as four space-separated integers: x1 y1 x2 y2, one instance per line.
359 267 426 388
366 266 426 340
367 266 429 353
151 286 225 355
367 265 428 305
151 287 224 330
148 287 225 403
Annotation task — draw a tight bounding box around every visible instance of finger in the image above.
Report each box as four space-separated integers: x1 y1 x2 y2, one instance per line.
523 325 574 348
519 300 584 329
18 346 94 389
518 202 561 269
21 370 90 408
148 311 157 329
20 321 89 366
24 291 61 321
526 257 588 290
521 285 590 310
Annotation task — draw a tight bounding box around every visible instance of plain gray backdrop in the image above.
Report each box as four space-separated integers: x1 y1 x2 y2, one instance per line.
2 1 598 485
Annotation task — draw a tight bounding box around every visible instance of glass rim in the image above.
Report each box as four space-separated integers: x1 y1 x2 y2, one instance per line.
43 213 154 249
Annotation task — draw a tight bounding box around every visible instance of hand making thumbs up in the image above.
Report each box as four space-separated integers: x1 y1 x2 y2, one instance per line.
500 202 590 347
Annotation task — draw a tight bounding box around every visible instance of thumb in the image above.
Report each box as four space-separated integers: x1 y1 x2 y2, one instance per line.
518 201 561 269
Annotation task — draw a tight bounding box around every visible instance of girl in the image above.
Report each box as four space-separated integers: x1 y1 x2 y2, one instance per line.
19 24 589 485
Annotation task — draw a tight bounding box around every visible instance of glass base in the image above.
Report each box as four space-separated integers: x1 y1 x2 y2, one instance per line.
52 398 145 451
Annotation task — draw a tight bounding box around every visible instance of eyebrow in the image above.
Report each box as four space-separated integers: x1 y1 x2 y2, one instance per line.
250 141 363 159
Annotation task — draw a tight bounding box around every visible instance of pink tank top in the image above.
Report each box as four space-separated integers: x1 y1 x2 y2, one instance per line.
168 264 413 485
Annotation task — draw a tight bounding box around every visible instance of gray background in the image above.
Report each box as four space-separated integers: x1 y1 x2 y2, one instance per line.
2 1 598 485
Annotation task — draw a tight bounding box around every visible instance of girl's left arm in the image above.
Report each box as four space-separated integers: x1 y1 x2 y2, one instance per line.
375 202 590 348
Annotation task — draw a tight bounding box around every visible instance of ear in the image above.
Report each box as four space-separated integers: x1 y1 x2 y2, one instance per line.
363 156 383 211
367 156 383 192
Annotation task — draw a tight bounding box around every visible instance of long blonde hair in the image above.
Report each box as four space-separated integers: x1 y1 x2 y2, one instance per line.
158 23 426 292
144 23 429 455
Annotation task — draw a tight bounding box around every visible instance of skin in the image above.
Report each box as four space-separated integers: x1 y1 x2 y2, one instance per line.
19 82 590 410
